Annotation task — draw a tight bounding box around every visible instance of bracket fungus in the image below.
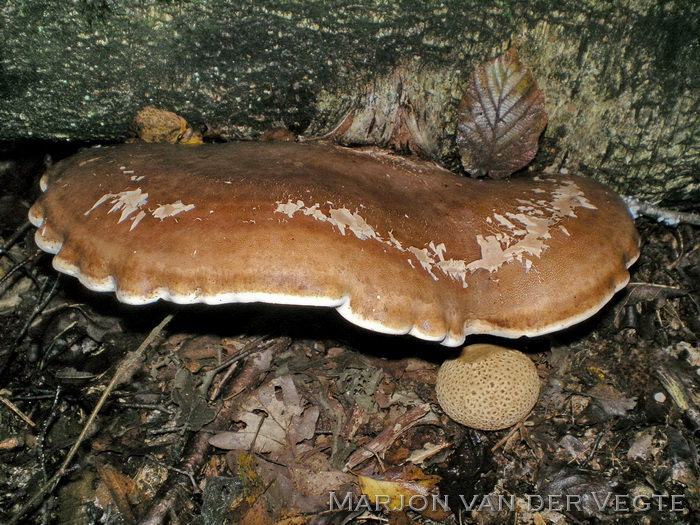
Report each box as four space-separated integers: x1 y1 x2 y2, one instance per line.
29 141 639 348
435 344 541 431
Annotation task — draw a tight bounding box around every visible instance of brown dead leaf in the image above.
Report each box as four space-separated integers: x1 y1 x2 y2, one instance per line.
239 494 275 525
627 428 656 461
587 383 637 417
534 513 548 525
457 47 547 179
209 375 319 461
172 368 220 431
176 334 224 363
255 455 355 514
625 282 687 303
133 106 203 144
95 464 149 523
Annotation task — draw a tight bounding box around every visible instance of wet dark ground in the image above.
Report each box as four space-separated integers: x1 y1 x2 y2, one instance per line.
0 144 698 525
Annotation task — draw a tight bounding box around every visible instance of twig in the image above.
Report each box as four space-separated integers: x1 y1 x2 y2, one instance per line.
0 390 36 427
39 320 79 369
36 386 63 482
0 222 39 291
343 403 432 472
13 274 62 344
202 335 267 400
208 360 240 401
147 424 188 436
0 249 43 291
115 401 174 413
209 337 265 373
8 313 174 525
1 221 33 252
248 412 268 453
656 366 700 430
624 196 700 226
146 454 198 490
579 424 610 468
491 423 521 453
490 419 540 458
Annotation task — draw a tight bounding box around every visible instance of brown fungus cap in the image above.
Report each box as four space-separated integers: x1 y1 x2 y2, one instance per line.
435 344 541 430
29 142 640 346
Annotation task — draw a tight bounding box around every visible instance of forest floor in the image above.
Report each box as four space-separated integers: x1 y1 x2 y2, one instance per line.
0 143 698 525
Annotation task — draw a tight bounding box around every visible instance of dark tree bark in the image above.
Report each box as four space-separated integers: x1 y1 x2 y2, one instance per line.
1 0 698 202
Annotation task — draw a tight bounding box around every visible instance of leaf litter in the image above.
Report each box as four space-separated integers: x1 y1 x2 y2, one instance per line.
208 374 320 458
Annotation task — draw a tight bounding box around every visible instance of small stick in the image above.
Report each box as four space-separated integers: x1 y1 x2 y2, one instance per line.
8 313 174 525
343 403 431 471
490 423 521 453
0 249 43 291
13 274 62 344
624 196 700 226
0 221 34 253
146 454 198 490
0 391 36 427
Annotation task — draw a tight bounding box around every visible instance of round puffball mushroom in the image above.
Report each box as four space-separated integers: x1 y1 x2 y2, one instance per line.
436 344 540 430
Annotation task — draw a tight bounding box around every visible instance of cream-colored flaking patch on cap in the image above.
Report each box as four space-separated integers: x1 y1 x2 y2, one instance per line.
29 141 640 345
435 344 541 430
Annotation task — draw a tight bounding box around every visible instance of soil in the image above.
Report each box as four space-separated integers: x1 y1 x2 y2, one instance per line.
0 142 698 525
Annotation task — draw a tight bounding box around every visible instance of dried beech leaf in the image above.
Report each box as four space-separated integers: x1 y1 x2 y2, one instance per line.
457 47 547 179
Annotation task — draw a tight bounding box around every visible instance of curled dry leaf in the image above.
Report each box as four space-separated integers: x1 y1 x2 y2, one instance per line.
133 106 203 144
457 47 547 179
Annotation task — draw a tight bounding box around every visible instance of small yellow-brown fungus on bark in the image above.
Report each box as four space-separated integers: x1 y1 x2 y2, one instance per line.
133 106 202 144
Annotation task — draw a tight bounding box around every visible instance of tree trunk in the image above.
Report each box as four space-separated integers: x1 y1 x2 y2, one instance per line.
1 0 697 203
